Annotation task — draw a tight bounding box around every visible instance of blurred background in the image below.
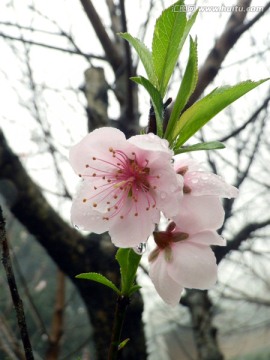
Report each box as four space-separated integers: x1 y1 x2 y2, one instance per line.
0 0 270 359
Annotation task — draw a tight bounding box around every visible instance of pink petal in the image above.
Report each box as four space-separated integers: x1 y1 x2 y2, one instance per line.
173 196 224 233
128 133 172 156
69 127 127 175
109 200 160 247
174 157 205 173
71 185 111 233
151 162 183 218
149 251 184 306
185 171 238 198
188 230 226 246
168 243 218 289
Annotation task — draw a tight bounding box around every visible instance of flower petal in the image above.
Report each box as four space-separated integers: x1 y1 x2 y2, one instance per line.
149 251 184 306
109 200 160 247
174 157 205 173
185 171 238 198
69 127 127 175
188 230 226 246
152 163 183 218
71 185 111 233
168 242 218 289
173 196 224 233
128 133 172 157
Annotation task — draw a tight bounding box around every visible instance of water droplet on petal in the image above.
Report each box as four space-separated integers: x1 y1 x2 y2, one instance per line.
170 185 176 192
202 175 209 181
133 242 147 255
191 178 199 184
160 192 167 199
74 224 80 230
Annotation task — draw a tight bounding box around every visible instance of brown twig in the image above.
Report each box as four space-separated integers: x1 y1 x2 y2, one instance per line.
0 31 105 60
0 205 34 360
45 270 66 360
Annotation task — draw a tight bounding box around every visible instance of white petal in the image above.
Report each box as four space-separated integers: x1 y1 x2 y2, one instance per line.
168 243 218 289
149 252 184 306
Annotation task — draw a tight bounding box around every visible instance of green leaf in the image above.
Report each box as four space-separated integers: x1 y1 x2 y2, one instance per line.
152 2 198 97
131 76 163 137
118 338 130 351
118 33 158 87
165 36 198 142
129 284 142 296
173 79 269 147
76 272 120 295
116 248 141 296
174 141 225 155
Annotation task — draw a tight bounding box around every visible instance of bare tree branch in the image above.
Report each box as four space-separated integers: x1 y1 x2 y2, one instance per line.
119 0 135 120
0 31 105 60
0 205 34 360
187 0 269 105
79 0 123 72
215 219 270 263
219 93 270 142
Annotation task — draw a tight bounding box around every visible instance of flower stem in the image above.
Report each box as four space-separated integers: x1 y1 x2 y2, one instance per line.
108 295 130 360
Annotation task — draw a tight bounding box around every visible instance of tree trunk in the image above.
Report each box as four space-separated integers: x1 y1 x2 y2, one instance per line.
183 290 224 360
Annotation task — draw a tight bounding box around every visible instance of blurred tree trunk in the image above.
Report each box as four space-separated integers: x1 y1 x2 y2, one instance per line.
183 291 224 360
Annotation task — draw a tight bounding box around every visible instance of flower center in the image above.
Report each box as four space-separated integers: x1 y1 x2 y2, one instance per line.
80 147 160 220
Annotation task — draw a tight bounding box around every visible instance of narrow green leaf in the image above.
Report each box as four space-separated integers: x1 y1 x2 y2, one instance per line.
152 2 198 97
131 76 163 137
116 248 141 295
118 33 158 87
76 272 120 295
118 338 130 351
129 284 142 296
173 79 269 147
174 141 225 154
165 36 198 142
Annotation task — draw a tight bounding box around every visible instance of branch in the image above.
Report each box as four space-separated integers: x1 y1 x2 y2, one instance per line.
187 0 267 105
45 270 65 360
119 0 135 120
0 314 25 360
79 0 123 72
219 93 270 142
236 1 270 33
0 31 106 60
0 205 34 360
215 219 270 263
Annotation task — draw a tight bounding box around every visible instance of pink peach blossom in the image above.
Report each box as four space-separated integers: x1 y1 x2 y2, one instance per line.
149 219 225 306
148 158 238 306
70 127 183 248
